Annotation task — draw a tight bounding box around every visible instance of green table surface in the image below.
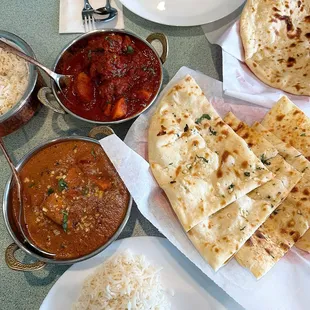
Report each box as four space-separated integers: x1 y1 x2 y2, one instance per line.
0 1 241 309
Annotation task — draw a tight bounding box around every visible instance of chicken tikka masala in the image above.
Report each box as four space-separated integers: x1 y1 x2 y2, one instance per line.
11 140 130 259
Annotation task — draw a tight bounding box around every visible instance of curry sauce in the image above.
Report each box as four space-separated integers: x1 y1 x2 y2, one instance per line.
11 140 130 259
56 32 161 122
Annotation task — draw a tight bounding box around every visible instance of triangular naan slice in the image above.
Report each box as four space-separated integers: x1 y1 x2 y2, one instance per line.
261 96 310 160
236 176 310 279
187 113 301 271
148 76 273 231
253 108 310 252
234 123 310 279
253 122 309 173
254 122 310 254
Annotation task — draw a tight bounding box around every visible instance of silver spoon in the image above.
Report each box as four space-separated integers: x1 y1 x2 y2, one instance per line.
0 139 55 258
0 39 72 90
94 0 118 22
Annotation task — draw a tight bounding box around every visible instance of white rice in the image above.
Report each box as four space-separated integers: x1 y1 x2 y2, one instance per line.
72 250 172 310
0 46 29 116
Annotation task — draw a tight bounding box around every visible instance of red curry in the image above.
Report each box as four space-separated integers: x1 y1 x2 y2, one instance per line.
56 32 161 122
11 140 130 259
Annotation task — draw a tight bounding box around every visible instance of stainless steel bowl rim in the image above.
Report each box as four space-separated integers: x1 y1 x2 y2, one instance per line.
2 135 133 264
51 29 164 125
0 31 38 122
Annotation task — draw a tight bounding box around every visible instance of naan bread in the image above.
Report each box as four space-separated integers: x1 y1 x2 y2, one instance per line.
296 229 310 252
234 121 310 279
236 175 310 279
148 76 273 231
240 0 310 95
188 113 301 271
261 96 310 160
253 122 310 255
224 112 278 162
188 161 300 271
253 122 309 173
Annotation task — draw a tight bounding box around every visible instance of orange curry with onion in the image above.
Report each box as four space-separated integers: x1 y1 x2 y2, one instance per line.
56 32 161 122
11 140 130 259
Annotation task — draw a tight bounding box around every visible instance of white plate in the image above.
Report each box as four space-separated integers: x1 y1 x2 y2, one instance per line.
40 236 242 310
119 0 245 26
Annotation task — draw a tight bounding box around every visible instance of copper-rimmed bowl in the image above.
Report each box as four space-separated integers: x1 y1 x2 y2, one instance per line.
0 31 43 137
3 127 132 271
38 29 168 125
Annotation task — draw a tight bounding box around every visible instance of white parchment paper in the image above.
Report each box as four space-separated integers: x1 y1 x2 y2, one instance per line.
99 67 310 310
209 20 310 114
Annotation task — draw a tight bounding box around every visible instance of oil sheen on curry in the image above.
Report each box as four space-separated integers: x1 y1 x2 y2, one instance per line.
11 140 130 259
56 32 161 122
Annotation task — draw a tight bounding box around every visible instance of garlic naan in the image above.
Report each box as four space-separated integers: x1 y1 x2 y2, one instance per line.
261 96 310 160
234 122 310 278
188 113 300 271
148 76 273 231
236 123 310 278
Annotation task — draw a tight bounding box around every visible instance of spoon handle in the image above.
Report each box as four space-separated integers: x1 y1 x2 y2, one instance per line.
0 39 57 81
0 138 56 257
0 138 23 235
0 138 23 241
0 138 21 199
106 0 112 9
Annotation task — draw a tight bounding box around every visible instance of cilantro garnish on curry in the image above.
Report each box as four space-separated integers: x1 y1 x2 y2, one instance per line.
11 140 130 259
56 32 161 122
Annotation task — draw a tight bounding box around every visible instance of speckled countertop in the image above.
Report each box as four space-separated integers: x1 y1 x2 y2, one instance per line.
0 1 241 309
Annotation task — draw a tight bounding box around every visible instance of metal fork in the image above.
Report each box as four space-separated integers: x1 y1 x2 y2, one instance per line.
82 0 96 32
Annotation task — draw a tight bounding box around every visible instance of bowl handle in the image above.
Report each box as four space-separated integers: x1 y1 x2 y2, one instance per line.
5 243 46 272
88 126 115 139
146 33 169 64
37 87 66 114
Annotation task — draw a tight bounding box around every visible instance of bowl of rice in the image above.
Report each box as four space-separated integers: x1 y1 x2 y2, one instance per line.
0 31 42 136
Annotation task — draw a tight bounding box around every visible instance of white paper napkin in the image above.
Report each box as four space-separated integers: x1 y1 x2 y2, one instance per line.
59 0 124 34
205 17 310 113
98 67 310 310
201 14 241 45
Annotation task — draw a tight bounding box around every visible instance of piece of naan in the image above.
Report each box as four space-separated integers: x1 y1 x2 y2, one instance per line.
148 76 273 231
253 122 309 173
188 113 299 272
188 159 300 271
240 0 310 95
261 96 310 160
234 122 310 279
236 175 310 279
258 100 310 254
253 122 310 255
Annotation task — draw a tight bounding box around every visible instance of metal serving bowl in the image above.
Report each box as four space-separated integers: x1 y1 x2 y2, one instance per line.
0 31 43 137
37 29 168 125
3 127 132 271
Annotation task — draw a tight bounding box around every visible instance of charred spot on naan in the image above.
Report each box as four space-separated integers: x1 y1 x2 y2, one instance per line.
157 125 167 136
255 230 266 239
245 237 254 247
286 57 296 67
